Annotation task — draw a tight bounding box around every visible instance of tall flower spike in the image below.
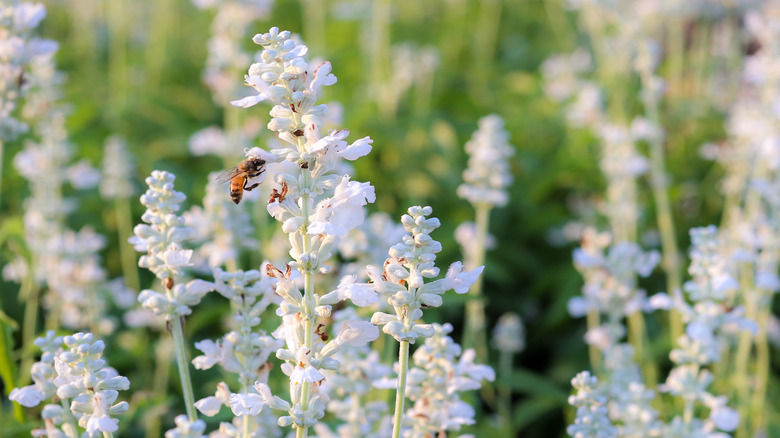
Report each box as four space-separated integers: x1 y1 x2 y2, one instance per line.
10 332 130 437
365 206 483 438
369 206 484 343
567 371 617 438
457 114 514 208
232 27 377 437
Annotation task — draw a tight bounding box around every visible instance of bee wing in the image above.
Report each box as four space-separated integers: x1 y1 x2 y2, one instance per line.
213 166 242 184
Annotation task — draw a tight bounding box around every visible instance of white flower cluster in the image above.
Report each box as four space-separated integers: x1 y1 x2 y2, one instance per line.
264 263 380 430
389 323 495 437
457 114 514 208
185 174 257 269
131 171 215 318
567 371 617 438
601 344 662 436
315 308 392 438
192 267 283 436
166 415 208 438
492 312 525 353
336 212 407 278
10 331 130 437
192 0 272 106
230 27 381 434
0 0 57 140
568 228 659 350
369 206 484 343
656 226 749 435
100 135 135 199
131 171 195 279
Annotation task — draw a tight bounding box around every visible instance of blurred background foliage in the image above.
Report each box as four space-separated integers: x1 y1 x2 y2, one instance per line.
0 0 765 436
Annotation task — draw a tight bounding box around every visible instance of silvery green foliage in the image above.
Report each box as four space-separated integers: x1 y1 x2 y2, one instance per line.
567 371 617 438
0 0 57 140
379 323 494 437
131 170 215 318
314 308 392 438
656 226 751 436
184 174 257 269
369 206 484 344
457 114 514 208
10 332 130 437
100 135 135 199
191 267 283 437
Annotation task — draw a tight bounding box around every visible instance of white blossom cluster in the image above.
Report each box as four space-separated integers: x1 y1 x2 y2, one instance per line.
229 27 381 433
0 0 57 140
383 323 494 437
654 226 749 436
601 344 662 437
314 308 392 438
336 212 407 278
166 415 208 438
5 7 117 332
369 206 484 343
100 135 135 199
130 170 215 318
191 267 282 436
492 312 525 353
568 228 659 351
374 43 439 117
10 331 130 437
567 371 617 438
192 0 273 106
185 174 257 270
457 114 514 208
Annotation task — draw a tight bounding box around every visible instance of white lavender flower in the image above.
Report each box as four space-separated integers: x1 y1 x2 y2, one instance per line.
131 171 197 279
193 0 273 106
567 371 617 438
166 415 208 438
369 206 484 343
100 135 134 199
457 114 514 208
317 308 391 438
656 226 749 435
378 323 494 437
492 312 525 353
10 332 130 437
231 27 379 435
192 267 283 431
0 0 58 140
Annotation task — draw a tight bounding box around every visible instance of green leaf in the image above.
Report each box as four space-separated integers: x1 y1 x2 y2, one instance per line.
512 396 564 431
499 368 569 401
0 309 24 421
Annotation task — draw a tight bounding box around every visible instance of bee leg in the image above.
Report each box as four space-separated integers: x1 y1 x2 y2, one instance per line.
243 180 260 191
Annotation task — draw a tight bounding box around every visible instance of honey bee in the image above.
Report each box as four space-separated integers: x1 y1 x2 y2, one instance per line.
215 157 267 204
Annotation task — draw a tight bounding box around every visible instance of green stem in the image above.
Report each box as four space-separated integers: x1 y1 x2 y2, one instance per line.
627 311 656 388
750 299 770 436
391 339 410 438
463 203 490 359
116 197 141 293
296 166 315 438
61 398 80 438
498 350 513 435
0 138 4 210
637 46 683 345
146 337 172 438
19 274 39 385
586 309 602 372
171 315 198 422
243 414 250 438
